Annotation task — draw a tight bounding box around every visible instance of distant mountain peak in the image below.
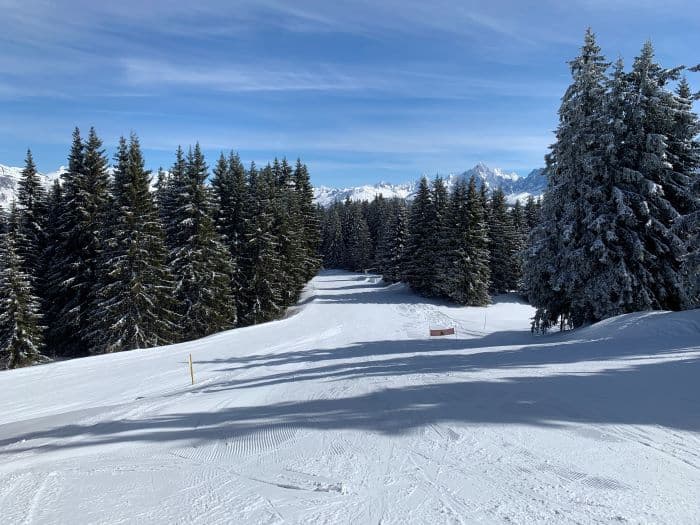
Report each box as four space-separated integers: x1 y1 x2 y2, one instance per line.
0 161 547 209
313 163 546 207
0 163 64 206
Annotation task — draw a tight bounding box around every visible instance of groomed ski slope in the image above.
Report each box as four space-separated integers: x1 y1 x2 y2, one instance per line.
1 271 699 524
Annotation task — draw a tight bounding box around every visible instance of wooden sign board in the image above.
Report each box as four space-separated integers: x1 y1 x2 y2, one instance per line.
430 327 455 337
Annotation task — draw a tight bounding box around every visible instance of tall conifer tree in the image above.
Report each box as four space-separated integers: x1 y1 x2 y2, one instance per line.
169 144 236 339
0 202 46 369
89 134 177 352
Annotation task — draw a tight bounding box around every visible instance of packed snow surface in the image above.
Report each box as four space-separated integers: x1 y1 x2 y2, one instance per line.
2 272 699 524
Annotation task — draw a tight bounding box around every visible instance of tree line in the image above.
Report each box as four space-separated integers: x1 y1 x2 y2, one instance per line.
321 31 699 332
523 31 699 331
320 178 541 305
0 128 320 369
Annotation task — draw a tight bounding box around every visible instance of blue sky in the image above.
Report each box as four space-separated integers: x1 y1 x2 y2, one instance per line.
2 0 699 186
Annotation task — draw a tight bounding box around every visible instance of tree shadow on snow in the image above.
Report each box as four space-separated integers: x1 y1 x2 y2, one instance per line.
1 321 698 455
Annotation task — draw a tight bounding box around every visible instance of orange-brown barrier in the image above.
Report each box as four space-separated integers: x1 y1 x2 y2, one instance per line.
430 328 455 336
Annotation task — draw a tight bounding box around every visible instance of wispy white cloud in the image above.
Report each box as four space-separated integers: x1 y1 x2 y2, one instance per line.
121 59 369 92
120 57 566 99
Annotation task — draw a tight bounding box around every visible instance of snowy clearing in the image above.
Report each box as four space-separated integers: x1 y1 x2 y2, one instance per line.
2 271 699 524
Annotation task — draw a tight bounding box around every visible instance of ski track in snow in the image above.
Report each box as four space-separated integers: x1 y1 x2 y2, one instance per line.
1 270 699 524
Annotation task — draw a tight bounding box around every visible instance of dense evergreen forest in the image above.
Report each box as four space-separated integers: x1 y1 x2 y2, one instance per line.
319 180 540 305
0 129 320 369
321 32 700 331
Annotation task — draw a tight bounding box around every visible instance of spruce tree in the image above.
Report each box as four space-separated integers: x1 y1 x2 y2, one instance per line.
525 34 699 331
523 30 610 330
488 188 518 294
211 151 248 319
464 176 492 304
510 199 526 288
344 202 371 272
404 177 435 295
377 199 408 283
89 134 178 352
438 177 491 305
321 204 344 269
16 149 47 283
0 203 46 369
46 127 110 355
271 158 305 306
294 159 322 281
169 144 236 339
239 162 282 325
613 41 694 312
524 195 540 231
160 146 186 249
670 78 700 306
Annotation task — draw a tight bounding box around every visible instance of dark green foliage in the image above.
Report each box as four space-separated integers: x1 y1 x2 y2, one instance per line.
3 130 321 367
294 159 322 281
89 134 178 352
211 151 247 316
46 127 111 356
168 144 236 340
321 204 344 268
344 202 371 272
239 163 283 325
0 203 46 369
404 177 438 295
376 199 408 283
319 176 500 305
437 177 491 305
524 196 540 231
16 150 47 282
488 188 519 294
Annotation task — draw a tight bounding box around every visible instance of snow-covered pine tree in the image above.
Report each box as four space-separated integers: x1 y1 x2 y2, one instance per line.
154 167 168 211
523 30 610 330
404 177 435 295
376 198 408 283
510 199 526 288
211 151 248 320
46 127 111 355
433 180 460 299
526 34 698 331
488 187 518 294
272 158 305 306
669 78 700 306
524 195 540 231
464 176 491 304
439 177 491 305
88 134 178 352
239 162 283 325
41 179 62 341
16 149 47 285
344 201 371 272
293 159 322 281
168 144 236 339
321 204 344 269
430 176 450 297
0 202 47 369
612 41 697 313
160 146 186 250
365 195 389 268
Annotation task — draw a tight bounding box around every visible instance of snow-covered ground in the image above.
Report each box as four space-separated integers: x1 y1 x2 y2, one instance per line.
2 271 699 524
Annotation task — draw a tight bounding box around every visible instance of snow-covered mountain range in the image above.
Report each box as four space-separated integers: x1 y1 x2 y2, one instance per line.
313 163 547 207
0 164 64 207
0 161 547 209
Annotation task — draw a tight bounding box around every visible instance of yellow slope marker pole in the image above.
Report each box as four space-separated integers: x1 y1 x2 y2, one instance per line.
189 353 195 385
